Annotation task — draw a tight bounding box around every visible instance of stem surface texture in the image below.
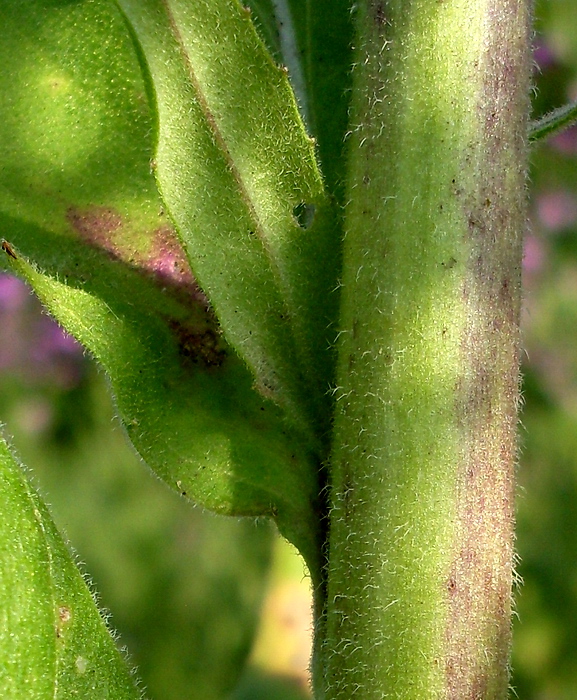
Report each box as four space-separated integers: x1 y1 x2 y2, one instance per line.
323 1 532 697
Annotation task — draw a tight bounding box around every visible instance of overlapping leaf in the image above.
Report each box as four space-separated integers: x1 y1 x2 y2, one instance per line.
0 0 328 576
0 436 142 699
115 0 340 443
245 0 354 203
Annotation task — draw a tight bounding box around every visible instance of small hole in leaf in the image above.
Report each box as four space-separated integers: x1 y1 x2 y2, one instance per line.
293 202 316 230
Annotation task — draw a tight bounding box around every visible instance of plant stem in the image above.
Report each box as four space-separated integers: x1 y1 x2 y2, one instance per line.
320 1 531 697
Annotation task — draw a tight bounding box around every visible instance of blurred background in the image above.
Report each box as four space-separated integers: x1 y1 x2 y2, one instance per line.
2 1 577 697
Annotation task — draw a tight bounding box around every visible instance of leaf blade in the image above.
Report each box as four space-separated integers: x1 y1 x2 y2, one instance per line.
0 436 143 699
116 0 339 443
0 0 323 577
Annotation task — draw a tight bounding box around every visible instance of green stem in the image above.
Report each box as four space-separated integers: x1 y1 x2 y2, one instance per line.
320 1 531 697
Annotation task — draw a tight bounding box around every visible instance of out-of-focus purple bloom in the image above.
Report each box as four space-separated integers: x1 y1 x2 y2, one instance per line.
0 273 85 388
552 125 577 155
533 41 558 72
523 234 545 275
0 274 28 312
29 316 84 388
32 316 81 359
537 190 577 232
0 317 24 371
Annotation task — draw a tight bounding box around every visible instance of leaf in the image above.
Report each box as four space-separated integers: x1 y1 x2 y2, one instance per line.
245 0 354 203
115 0 340 443
0 435 143 699
243 0 283 64
0 0 323 578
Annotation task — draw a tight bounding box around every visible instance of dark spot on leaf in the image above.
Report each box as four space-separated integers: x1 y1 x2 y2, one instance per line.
167 319 226 369
292 202 316 230
58 606 71 624
254 375 277 401
56 605 72 639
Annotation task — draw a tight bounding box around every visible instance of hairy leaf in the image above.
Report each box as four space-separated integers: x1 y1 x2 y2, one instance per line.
2 385 275 700
115 0 340 445
245 0 353 203
0 436 142 699
0 0 323 576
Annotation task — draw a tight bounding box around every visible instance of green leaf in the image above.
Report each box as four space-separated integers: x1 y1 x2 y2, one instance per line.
115 0 339 444
0 0 323 577
243 1 283 64
0 435 142 699
281 0 354 203
244 0 353 204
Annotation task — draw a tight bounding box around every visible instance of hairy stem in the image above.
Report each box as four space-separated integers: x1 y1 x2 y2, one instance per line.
320 0 531 697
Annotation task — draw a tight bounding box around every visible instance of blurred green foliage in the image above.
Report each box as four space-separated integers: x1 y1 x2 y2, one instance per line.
514 2 577 698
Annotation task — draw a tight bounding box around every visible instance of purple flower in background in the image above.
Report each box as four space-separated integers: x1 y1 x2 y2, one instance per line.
552 126 577 156
533 40 558 73
0 275 29 372
523 235 545 276
0 273 84 388
0 274 28 313
537 190 577 232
